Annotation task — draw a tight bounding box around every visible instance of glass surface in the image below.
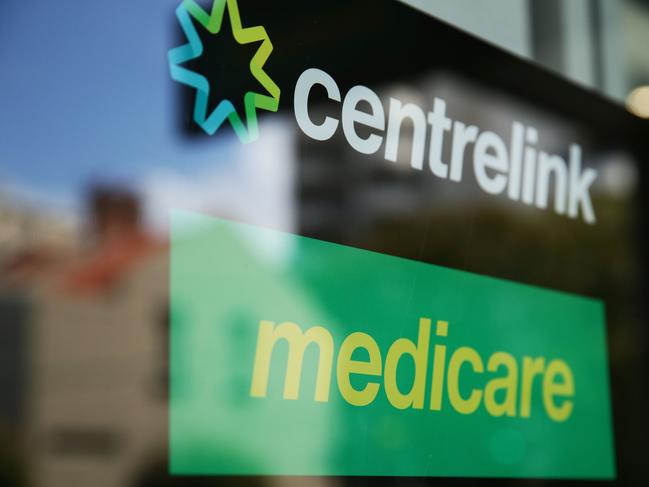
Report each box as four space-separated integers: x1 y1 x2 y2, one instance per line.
0 0 648 486
401 0 649 116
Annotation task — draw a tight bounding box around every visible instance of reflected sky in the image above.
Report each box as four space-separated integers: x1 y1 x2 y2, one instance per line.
0 0 301 238
0 0 245 214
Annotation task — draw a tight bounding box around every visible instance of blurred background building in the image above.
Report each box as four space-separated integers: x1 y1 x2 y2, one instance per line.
407 0 649 110
0 188 170 486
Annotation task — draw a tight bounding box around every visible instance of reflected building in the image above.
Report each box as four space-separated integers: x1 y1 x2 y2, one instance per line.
1 188 169 487
0 187 339 487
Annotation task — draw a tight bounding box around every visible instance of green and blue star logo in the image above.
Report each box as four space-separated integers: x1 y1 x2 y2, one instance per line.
168 0 281 144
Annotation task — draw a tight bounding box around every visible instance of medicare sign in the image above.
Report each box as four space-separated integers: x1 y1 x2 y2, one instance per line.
170 211 615 479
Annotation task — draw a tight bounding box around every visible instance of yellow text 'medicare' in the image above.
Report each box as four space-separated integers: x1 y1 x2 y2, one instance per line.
250 318 574 422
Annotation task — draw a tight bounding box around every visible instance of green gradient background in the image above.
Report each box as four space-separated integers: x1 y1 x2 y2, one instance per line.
170 210 615 479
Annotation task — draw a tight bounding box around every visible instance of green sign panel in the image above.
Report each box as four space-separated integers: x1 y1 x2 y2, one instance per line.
170 210 615 479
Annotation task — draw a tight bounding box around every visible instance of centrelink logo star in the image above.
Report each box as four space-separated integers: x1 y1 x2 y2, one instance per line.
168 0 281 144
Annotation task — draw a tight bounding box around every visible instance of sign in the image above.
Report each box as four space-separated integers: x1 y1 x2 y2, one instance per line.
167 0 599 224
170 210 615 479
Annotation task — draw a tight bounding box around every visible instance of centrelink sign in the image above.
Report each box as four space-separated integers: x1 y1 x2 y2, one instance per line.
294 69 598 224
168 0 615 480
170 0 599 224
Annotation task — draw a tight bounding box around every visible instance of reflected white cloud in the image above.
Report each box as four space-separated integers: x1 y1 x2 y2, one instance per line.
141 116 297 263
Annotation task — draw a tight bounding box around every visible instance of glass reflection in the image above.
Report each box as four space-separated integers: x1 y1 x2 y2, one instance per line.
0 0 647 486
